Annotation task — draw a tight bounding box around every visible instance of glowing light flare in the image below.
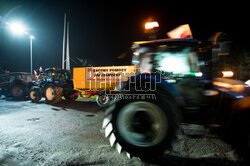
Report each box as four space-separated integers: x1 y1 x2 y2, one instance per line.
8 22 26 35
194 72 203 77
222 71 234 77
213 81 245 92
5 21 34 39
145 21 159 30
245 79 250 86
156 53 190 74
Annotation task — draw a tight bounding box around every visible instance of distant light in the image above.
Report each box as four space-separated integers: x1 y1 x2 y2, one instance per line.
145 21 159 30
8 22 26 35
195 72 203 77
245 79 250 86
133 52 139 56
213 81 244 92
222 71 234 77
30 35 34 39
236 95 244 99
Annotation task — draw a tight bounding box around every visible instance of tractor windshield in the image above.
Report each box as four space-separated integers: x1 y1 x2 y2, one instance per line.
22 74 32 82
55 72 70 81
154 45 199 75
132 43 200 77
46 70 70 81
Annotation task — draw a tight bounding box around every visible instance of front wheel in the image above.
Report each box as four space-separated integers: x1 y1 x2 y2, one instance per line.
103 90 180 164
29 88 41 103
44 84 63 104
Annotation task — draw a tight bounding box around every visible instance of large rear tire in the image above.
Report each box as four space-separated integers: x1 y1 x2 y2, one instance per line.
11 84 26 99
103 89 180 164
44 84 63 104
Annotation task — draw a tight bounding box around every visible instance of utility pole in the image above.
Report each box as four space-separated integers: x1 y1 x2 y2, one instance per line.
62 13 66 69
66 21 70 70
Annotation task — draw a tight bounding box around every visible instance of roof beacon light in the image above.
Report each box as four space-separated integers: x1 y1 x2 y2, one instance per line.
145 21 159 30
222 71 234 77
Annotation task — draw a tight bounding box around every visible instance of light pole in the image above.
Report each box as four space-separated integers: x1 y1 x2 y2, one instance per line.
6 21 35 74
30 35 34 74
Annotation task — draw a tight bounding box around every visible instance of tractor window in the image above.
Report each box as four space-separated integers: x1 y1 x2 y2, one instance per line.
58 73 66 81
9 75 15 83
22 75 32 81
132 47 153 73
16 75 22 80
38 74 46 81
55 72 69 81
154 46 199 75
46 72 53 79
63 72 69 80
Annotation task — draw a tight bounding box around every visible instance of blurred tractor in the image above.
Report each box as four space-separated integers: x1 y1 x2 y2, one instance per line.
102 38 250 164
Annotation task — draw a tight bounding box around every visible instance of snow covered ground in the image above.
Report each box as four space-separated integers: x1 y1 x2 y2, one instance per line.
0 99 142 166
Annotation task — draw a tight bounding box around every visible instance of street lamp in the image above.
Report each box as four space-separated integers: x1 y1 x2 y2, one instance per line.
6 21 35 74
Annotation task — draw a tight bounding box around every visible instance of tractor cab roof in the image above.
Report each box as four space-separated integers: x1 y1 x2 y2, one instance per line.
9 72 32 76
132 38 199 47
44 68 70 73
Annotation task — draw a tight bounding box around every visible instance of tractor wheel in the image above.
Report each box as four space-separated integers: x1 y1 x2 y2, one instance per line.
29 88 41 103
96 94 110 108
11 84 26 99
103 89 180 164
44 84 63 104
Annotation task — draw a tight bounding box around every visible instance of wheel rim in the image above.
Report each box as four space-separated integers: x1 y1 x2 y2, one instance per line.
98 95 109 105
117 101 168 147
30 91 36 100
46 87 55 101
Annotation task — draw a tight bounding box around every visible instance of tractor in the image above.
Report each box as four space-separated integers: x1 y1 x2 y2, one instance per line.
0 72 34 99
102 38 250 164
29 68 78 104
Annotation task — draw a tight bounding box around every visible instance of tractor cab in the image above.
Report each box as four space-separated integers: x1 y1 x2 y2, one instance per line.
131 39 205 78
44 68 71 83
9 72 33 84
130 39 222 123
37 68 72 88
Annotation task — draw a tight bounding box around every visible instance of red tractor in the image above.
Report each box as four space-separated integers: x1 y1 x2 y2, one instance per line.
0 72 34 99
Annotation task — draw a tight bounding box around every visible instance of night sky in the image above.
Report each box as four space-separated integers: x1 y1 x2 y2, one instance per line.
0 0 249 72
